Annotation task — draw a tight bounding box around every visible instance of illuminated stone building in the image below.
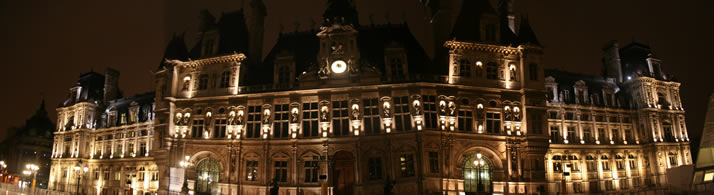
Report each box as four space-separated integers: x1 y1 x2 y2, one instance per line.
48 0 692 194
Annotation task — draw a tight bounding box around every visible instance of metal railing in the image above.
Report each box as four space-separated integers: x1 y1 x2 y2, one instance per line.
0 183 69 195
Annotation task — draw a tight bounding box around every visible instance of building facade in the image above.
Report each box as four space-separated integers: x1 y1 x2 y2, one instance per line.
49 0 692 195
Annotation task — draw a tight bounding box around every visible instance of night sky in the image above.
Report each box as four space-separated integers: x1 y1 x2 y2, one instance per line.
1 0 713 158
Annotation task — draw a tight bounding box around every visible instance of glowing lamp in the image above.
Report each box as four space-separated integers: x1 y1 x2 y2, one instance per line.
331 60 347 73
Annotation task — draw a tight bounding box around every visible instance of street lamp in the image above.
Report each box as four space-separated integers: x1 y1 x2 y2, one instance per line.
0 161 7 183
73 163 88 195
179 155 193 195
25 164 39 188
472 153 486 194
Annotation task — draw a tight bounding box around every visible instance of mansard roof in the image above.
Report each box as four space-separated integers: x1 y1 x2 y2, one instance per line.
449 0 500 43
259 23 432 86
104 92 155 126
61 71 105 107
187 10 251 60
158 33 190 69
544 69 632 109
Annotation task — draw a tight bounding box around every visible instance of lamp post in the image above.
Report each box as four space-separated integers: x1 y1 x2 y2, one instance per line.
73 161 89 195
179 155 193 195
0 160 7 183
473 153 486 194
25 164 39 188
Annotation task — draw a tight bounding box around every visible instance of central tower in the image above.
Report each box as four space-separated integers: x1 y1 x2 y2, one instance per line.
316 0 361 79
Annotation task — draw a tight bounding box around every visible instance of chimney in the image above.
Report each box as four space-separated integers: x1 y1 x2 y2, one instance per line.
104 68 120 104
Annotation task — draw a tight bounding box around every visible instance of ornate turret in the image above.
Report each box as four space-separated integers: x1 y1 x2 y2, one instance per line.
322 0 359 27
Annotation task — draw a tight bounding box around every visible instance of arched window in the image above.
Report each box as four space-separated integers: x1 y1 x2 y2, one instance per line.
486 62 498 80
464 153 492 193
198 74 209 90
195 158 221 195
220 71 231 88
459 59 471 77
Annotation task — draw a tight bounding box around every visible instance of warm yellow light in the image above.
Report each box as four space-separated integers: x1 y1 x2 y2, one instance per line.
184 76 191 81
477 104 483 109
331 60 347 73
477 153 482 159
476 61 483 67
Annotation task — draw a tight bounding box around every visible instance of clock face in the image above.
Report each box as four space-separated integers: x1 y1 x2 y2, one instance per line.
331 60 347 73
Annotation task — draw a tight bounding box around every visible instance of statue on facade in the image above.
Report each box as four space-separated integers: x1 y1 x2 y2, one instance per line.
351 104 360 120
413 100 422 115
290 108 299 123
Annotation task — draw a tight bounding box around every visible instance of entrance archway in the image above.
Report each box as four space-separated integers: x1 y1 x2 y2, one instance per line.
195 158 220 195
333 151 355 195
463 153 493 195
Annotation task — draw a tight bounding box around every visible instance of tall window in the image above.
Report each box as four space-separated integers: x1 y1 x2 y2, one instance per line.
363 98 381 135
529 63 538 81
332 101 350 136
246 106 262 139
220 71 231 88
198 74 209 90
390 58 404 80
214 119 226 138
567 127 576 143
429 152 439 173
246 160 258 181
616 155 625 170
486 112 501 134
302 102 319 137
598 128 607 141
191 119 204 138
669 153 678 166
458 109 473 132
586 155 597 172
601 155 610 170
273 104 289 138
628 154 637 169
400 154 415 177
423 96 438 129
304 160 319 183
368 157 383 180
550 126 560 142
583 127 592 143
278 66 290 85
486 63 498 80
394 96 412 132
274 160 288 182
552 155 562 173
459 59 471 77
139 142 147 156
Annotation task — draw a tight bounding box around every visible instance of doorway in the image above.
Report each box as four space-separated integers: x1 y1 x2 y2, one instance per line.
333 151 355 195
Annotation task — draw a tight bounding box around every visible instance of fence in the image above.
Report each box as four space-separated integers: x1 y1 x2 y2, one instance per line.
0 183 69 195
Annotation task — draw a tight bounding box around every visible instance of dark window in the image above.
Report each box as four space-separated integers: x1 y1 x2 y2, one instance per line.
220 71 231 88
484 23 496 41
368 157 383 180
458 110 473 132
363 98 381 135
273 104 290 139
429 152 439 173
214 119 226 138
304 161 319 183
391 58 404 80
274 161 288 182
486 63 498 80
423 96 438 129
302 102 319 137
549 111 559 119
486 112 501 134
394 96 412 132
580 114 590 121
198 74 209 90
332 101 350 136
459 59 471 77
246 106 262 139
246 160 258 181
529 63 538 81
399 154 415 177
191 119 204 138
550 126 560 142
565 112 575 120
278 66 290 85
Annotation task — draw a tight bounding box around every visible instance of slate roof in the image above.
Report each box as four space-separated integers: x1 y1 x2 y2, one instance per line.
62 72 105 107
545 69 632 109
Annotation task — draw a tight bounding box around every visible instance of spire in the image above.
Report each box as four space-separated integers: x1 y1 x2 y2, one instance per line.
517 16 540 46
322 0 359 27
